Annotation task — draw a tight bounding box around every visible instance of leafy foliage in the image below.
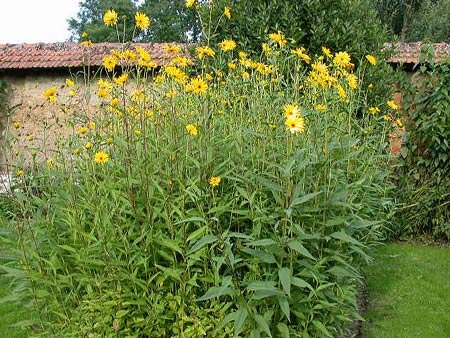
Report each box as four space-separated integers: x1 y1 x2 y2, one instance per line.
68 0 200 42
2 11 395 337
396 46 450 239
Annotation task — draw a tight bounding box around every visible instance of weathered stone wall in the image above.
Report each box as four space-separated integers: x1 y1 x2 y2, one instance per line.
0 72 86 170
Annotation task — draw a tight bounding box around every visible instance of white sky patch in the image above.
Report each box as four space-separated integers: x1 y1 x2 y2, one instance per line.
0 0 81 43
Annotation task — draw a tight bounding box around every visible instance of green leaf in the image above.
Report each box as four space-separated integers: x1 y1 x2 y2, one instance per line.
253 313 272 338
197 276 233 301
278 267 291 296
278 296 290 321
158 238 183 255
291 277 313 290
116 310 129 318
246 238 277 246
312 320 333 338
277 322 290 338
287 241 315 260
187 225 209 242
330 231 362 245
174 216 206 225
188 234 218 254
57 244 77 253
290 191 322 207
0 265 26 278
234 307 248 335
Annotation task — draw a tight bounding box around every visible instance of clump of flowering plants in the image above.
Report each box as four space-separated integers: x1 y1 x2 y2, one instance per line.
1 4 397 338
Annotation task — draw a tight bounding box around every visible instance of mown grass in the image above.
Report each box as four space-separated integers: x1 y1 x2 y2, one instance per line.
363 242 450 338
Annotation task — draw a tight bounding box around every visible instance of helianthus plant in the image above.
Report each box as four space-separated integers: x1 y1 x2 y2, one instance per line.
1 6 395 338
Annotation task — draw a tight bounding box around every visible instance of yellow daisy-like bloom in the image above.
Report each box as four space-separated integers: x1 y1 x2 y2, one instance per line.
94 151 109 164
171 56 192 68
81 40 93 48
122 49 136 61
76 126 89 136
84 142 93 150
135 129 143 136
316 103 327 111
166 91 177 98
218 39 237 52
43 86 57 101
195 46 216 59
333 52 351 68
188 77 208 94
69 90 76 97
114 73 129 86
284 104 300 118
136 46 151 61
291 47 311 63
103 9 118 26
224 6 231 19
228 62 236 69
387 100 399 110
16 169 24 176
366 54 377 65
396 118 403 128
66 78 75 87
322 46 332 58
13 121 20 129
336 84 347 99
164 44 181 56
46 158 54 169
135 12 150 29
269 31 287 48
209 176 221 187
103 55 117 72
262 43 271 56
186 124 198 136
185 0 195 8
368 107 380 115
285 116 306 135
242 71 250 80
347 74 358 90
88 121 96 129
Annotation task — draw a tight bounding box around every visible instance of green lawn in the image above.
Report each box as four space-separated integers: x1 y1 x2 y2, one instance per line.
362 242 450 338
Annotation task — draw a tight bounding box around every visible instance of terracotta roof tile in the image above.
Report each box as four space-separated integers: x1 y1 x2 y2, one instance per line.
386 42 450 64
0 42 187 70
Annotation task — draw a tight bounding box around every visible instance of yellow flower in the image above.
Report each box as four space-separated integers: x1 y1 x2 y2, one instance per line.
171 56 192 68
166 91 177 98
396 118 403 128
242 71 250 80
69 90 76 97
122 49 136 61
336 84 347 99
72 148 81 155
187 77 208 94
46 158 54 168
66 78 75 87
268 123 276 130
269 31 287 48
218 39 237 52
81 40 93 48
84 142 93 150
103 55 117 72
209 176 221 187
291 47 311 63
347 74 358 90
195 46 216 59
387 100 399 110
164 44 181 56
16 169 24 176
76 126 89 136
322 46 332 58
186 124 198 136
110 98 120 107
227 62 236 70
88 121 96 129
284 104 300 118
135 129 143 136
185 0 195 8
114 73 128 86
136 46 151 61
43 86 57 101
383 115 392 121
94 151 109 164
103 9 118 26
368 107 380 115
27 134 34 141
316 103 327 111
205 73 213 81
333 52 351 68
285 116 306 134
224 6 231 19
13 121 20 129
81 32 88 38
106 137 114 145
262 43 271 56
135 12 150 30
366 54 377 65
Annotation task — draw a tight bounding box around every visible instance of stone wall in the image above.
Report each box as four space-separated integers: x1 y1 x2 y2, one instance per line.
0 71 95 171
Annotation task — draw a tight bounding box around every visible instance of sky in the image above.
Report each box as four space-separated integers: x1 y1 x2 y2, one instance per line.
0 0 81 43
